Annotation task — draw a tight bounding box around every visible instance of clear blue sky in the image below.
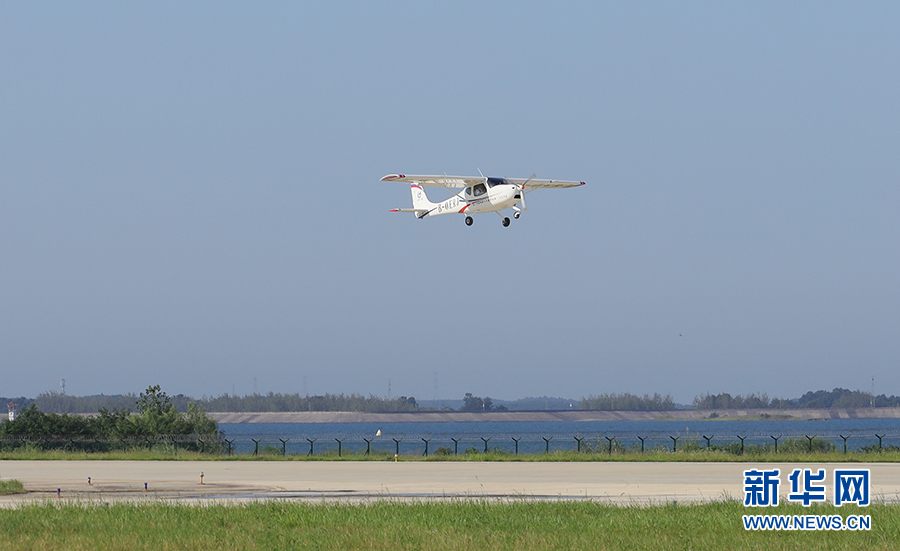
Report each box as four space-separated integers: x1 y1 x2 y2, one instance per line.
1 3 898 404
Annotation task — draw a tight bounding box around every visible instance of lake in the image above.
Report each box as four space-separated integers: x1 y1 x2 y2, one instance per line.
219 418 900 456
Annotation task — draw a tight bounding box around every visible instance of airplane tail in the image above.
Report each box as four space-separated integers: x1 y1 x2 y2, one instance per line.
390 184 436 218
410 184 436 211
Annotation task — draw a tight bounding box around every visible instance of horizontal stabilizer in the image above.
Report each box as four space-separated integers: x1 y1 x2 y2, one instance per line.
389 208 429 214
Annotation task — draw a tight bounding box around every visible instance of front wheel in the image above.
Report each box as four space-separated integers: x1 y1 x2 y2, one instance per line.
513 211 521 219
465 216 474 226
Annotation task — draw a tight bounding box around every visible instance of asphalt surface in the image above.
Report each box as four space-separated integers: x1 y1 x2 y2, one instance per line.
2 461 900 507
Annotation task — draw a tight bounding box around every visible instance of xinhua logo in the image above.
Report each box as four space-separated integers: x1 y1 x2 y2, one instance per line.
742 468 870 507
834 470 870 507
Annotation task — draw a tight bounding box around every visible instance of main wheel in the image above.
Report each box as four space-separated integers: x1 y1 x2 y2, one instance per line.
502 217 510 227
465 216 474 226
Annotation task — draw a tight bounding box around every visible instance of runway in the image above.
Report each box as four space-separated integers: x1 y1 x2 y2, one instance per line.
2 461 900 507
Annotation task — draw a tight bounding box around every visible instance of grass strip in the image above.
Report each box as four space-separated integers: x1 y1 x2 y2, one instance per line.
0 500 896 550
0 480 25 495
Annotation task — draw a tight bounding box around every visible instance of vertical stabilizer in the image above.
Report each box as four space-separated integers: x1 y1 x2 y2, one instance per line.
410 184 436 210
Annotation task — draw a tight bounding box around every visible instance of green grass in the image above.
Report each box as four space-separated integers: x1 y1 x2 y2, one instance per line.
0 500 895 550
0 479 25 495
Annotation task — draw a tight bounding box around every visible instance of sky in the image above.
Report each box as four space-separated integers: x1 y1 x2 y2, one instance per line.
1 3 898 405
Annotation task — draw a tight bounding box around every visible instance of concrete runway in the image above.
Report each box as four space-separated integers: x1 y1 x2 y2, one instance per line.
2 461 900 506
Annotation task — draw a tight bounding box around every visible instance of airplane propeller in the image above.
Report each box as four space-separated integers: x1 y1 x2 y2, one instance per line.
517 173 536 212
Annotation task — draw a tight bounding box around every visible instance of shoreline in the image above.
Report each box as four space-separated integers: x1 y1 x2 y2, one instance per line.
208 407 900 424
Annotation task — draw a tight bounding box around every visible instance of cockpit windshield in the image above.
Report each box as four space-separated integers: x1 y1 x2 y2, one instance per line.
486 177 509 188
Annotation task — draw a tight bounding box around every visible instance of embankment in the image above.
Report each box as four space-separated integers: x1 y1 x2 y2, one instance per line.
209 407 900 424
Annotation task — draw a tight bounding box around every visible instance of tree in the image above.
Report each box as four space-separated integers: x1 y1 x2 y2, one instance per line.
460 393 493 412
136 385 173 416
581 392 676 411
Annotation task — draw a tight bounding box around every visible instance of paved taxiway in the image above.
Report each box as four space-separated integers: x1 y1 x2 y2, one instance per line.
2 461 899 506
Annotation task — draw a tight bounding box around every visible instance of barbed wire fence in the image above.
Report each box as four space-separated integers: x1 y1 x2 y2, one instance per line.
5 430 899 456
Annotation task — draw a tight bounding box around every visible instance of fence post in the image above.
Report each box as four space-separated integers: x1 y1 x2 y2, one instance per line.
839 435 849 454
669 435 679 453
511 437 520 455
543 437 552 454
363 438 372 456
770 435 780 454
805 435 815 453
637 436 646 453
574 436 584 452
422 438 431 456
481 437 491 453
605 436 616 454
279 439 289 456
451 437 461 455
225 439 234 456
251 439 261 456
876 433 885 450
335 438 344 457
702 435 714 450
736 435 746 456
393 438 402 456
306 438 317 456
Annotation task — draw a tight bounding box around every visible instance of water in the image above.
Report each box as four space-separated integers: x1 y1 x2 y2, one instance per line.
219 418 900 456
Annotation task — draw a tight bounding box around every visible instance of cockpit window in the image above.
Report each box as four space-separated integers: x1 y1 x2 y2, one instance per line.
472 183 486 196
486 177 507 188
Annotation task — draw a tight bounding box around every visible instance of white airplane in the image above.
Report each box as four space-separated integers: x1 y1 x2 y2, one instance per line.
382 173 585 227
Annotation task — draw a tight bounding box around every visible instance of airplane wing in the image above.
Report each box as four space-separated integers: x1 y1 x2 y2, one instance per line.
381 174 585 189
380 174 481 188
504 177 586 189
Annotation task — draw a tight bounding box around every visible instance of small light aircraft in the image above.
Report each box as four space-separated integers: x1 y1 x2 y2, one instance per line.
382 173 585 227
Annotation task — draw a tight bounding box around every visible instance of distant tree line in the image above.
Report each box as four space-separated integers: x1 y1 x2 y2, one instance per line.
5 387 900 415
199 393 420 413
1 392 421 415
692 392 775 410
579 393 676 411
693 388 900 409
0 386 217 439
459 393 508 412
33 391 183 414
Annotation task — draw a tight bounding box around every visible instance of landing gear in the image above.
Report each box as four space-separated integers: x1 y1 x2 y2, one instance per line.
513 211 521 219
465 216 474 226
502 217 510 227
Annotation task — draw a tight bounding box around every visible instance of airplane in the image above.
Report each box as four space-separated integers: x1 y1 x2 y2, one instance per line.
382 173 585 227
